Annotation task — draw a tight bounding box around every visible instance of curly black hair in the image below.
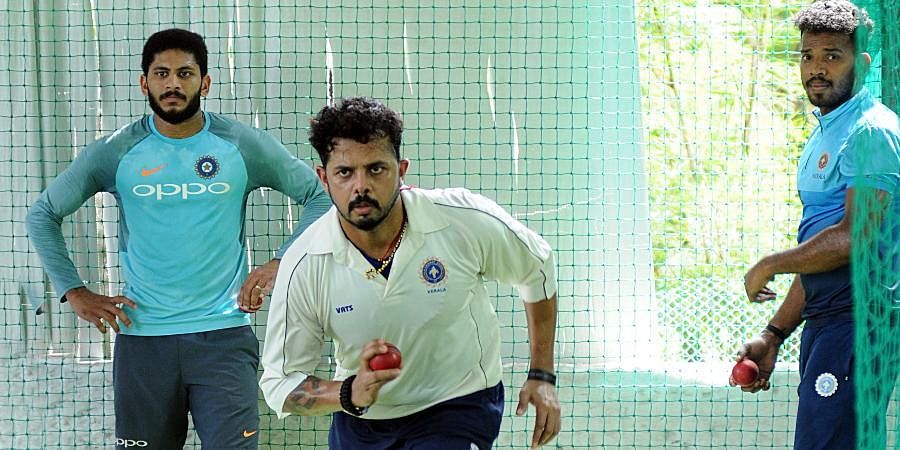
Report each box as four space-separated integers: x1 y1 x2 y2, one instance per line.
795 0 874 51
309 97 403 166
142 28 208 76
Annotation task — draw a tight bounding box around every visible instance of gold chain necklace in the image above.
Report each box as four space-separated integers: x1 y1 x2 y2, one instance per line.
365 221 408 280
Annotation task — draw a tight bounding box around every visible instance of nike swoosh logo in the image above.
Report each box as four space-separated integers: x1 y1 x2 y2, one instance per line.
243 430 258 438
140 164 166 177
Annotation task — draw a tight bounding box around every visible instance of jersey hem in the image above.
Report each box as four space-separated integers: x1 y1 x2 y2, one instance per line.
118 314 251 336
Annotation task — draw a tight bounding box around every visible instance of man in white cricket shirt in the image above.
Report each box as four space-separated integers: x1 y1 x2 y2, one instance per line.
255 97 561 449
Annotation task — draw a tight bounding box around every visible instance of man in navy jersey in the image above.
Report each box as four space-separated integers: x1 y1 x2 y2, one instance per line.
734 1 899 448
26 28 331 449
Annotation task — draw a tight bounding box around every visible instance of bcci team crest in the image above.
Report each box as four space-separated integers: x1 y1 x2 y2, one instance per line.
420 257 447 286
817 152 830 170
815 372 838 397
195 155 219 179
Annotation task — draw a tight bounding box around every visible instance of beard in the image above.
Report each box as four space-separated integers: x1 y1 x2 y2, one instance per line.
339 183 402 231
806 71 855 112
148 89 202 124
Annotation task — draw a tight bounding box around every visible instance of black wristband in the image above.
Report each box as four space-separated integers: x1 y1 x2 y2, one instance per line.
527 368 557 386
339 375 368 416
765 324 789 341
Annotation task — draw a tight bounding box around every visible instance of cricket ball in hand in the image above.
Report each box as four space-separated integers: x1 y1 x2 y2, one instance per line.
369 344 402 371
732 359 760 386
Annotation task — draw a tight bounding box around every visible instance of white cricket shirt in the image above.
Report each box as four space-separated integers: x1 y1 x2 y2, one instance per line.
260 187 556 419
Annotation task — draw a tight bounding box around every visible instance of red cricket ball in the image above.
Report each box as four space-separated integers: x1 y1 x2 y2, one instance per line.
369 344 402 371
732 359 760 386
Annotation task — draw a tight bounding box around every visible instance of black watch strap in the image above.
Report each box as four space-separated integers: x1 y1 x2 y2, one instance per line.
527 368 557 386
340 375 368 416
765 324 789 341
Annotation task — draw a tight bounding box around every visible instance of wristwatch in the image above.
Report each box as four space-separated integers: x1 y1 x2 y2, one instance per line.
527 368 557 386
339 375 369 416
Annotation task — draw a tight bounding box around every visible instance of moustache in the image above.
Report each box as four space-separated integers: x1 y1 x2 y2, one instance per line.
160 91 187 101
806 77 831 88
348 195 380 211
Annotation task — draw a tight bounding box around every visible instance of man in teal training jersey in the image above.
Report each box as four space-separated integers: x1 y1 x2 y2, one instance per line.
26 28 331 449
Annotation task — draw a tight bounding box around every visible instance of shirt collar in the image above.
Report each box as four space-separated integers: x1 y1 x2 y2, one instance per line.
148 110 211 143
306 187 448 255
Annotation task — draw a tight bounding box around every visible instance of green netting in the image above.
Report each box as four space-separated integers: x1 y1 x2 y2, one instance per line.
853 1 899 449
853 172 900 450
0 1 896 449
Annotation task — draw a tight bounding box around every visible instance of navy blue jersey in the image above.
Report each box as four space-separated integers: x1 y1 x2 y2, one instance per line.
796 88 900 323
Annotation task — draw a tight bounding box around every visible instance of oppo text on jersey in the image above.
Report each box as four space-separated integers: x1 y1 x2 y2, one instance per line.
132 182 231 200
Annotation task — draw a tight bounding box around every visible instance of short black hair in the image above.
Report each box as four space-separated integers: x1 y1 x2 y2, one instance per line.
795 0 874 51
142 28 209 76
309 97 404 166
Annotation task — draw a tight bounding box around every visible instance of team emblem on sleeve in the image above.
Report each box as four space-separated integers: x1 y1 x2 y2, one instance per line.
420 257 447 285
814 372 838 397
195 155 220 179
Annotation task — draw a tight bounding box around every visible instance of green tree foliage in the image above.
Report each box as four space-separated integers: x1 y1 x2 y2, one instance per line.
637 0 811 361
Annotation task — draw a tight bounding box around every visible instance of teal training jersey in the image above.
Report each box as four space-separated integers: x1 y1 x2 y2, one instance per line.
26 112 332 335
